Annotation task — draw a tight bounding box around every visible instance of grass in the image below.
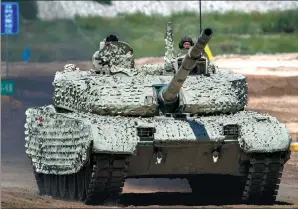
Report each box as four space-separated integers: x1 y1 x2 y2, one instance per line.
1 10 298 62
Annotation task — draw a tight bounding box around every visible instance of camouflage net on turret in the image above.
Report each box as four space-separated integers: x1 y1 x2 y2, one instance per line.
52 63 247 116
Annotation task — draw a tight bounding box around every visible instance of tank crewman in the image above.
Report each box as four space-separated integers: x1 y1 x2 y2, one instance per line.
164 36 195 72
177 36 209 60
179 36 194 50
177 36 194 56
92 34 119 71
92 34 135 72
177 35 210 74
103 34 119 46
98 34 120 56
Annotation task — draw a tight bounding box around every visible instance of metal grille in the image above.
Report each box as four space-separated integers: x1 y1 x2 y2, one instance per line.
223 124 239 137
137 127 156 141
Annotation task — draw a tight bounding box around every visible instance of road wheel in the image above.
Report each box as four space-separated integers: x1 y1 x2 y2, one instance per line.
84 155 129 205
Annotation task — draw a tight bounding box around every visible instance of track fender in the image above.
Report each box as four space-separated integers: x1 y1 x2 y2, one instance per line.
237 116 291 153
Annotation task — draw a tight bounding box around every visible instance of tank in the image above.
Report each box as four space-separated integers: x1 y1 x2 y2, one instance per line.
24 22 293 205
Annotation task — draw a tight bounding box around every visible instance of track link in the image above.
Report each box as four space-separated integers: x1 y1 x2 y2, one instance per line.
33 170 46 195
85 154 129 204
187 151 291 204
33 154 129 205
241 151 291 204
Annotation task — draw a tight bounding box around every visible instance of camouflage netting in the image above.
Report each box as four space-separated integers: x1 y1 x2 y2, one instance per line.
53 64 247 116
25 105 92 175
92 41 135 71
25 105 291 174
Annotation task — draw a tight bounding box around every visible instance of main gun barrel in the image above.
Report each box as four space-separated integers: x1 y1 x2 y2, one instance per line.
161 28 213 103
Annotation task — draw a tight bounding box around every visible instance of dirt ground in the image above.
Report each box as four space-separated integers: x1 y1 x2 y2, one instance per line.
1 53 298 208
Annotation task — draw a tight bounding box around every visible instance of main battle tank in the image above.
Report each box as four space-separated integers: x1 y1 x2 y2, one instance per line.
25 23 293 205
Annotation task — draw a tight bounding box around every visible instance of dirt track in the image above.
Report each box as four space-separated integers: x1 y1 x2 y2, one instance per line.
1 53 298 208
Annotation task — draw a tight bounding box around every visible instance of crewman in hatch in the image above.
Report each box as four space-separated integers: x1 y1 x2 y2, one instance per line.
177 35 209 61
92 34 134 72
177 36 194 57
179 36 194 50
102 34 119 47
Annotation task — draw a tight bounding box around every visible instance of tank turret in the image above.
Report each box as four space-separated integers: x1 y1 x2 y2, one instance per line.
158 27 213 112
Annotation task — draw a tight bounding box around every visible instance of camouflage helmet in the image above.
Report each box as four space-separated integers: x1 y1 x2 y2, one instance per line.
179 36 194 49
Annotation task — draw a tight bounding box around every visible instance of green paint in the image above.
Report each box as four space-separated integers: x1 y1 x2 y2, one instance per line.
1 80 15 96
165 65 172 72
138 141 153 146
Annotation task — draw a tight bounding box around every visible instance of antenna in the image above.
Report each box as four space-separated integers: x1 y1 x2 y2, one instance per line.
71 18 98 49
199 0 202 33
61 4 99 49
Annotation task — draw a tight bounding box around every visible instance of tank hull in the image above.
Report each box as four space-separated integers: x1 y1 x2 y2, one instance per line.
25 105 292 204
32 149 290 205
25 105 291 174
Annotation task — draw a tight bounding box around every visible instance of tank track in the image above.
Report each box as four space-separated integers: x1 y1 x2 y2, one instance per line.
241 151 290 204
33 154 129 205
188 151 290 204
